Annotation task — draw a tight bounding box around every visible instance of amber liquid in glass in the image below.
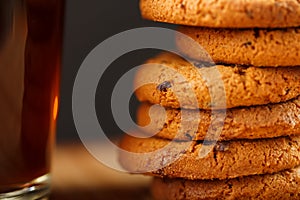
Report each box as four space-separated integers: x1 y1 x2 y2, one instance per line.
0 0 64 193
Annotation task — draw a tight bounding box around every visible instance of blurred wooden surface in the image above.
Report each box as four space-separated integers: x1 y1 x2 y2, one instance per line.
50 143 151 200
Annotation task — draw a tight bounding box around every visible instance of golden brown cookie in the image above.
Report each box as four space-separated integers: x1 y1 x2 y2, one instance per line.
136 96 300 141
134 53 300 109
119 135 300 180
151 167 300 200
140 0 300 28
176 27 300 67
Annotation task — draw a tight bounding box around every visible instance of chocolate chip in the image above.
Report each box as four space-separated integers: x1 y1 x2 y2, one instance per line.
285 88 290 95
242 41 252 47
157 81 172 92
214 142 230 152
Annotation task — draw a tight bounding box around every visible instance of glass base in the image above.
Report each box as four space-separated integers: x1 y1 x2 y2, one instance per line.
0 174 51 200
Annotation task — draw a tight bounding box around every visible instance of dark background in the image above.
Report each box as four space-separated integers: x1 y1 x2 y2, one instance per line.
57 0 176 142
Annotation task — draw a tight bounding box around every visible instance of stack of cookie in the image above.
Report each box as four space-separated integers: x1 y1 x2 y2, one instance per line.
119 0 300 199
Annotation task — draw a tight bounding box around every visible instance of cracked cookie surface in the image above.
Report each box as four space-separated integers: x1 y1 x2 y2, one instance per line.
119 135 300 180
177 27 300 67
134 53 300 109
140 0 300 28
151 166 300 200
137 96 300 141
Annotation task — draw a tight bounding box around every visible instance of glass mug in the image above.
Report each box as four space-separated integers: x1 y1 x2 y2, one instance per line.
0 0 64 199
